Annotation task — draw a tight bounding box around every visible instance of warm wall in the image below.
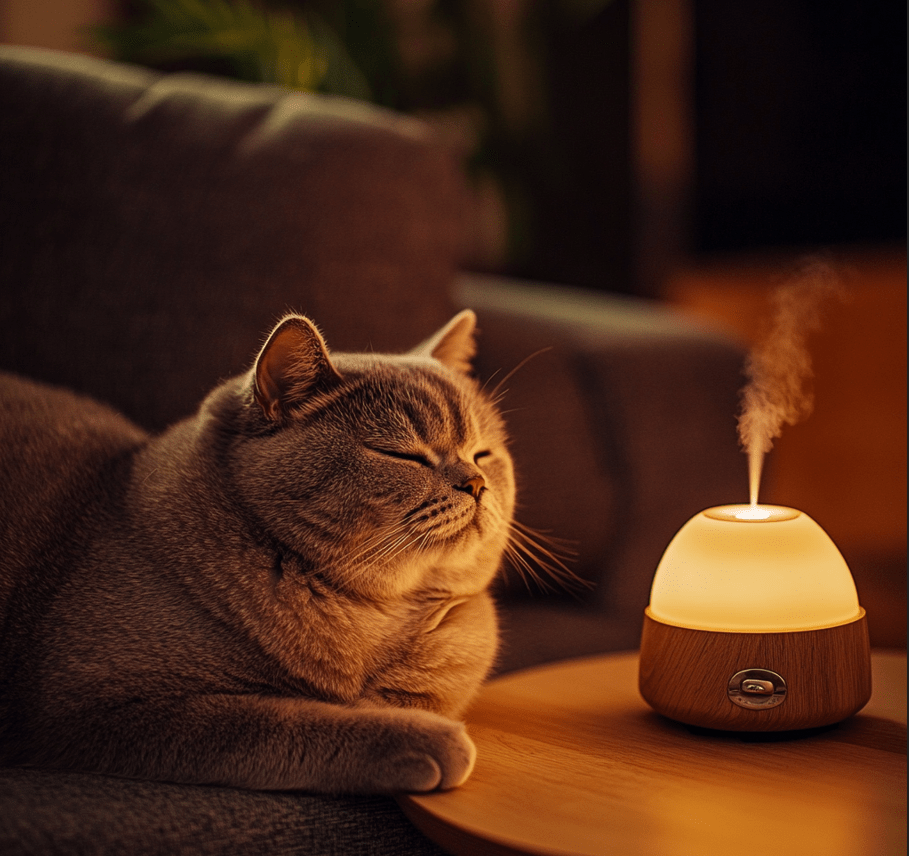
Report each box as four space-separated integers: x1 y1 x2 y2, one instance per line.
0 0 112 54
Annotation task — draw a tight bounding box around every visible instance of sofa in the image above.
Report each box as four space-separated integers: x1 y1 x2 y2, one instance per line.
0 45 746 855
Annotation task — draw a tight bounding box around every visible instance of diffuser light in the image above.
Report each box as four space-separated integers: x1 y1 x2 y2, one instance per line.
639 503 871 731
648 504 862 632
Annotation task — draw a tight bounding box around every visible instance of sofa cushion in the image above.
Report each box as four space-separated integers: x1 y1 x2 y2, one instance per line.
0 767 445 856
0 46 466 431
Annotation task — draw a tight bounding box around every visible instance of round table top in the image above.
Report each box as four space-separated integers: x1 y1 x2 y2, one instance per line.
398 650 907 856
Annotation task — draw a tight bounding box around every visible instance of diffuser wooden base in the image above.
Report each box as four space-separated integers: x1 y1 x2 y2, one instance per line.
639 608 871 731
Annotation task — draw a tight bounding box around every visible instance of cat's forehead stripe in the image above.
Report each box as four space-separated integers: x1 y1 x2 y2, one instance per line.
399 393 435 440
334 365 472 447
442 379 470 446
411 368 470 447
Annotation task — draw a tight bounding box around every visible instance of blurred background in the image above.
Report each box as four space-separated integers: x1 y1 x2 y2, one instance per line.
1 0 905 646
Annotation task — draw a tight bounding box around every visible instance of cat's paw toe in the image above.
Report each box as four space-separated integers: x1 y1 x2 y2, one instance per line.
439 726 476 789
392 753 445 793
385 716 477 793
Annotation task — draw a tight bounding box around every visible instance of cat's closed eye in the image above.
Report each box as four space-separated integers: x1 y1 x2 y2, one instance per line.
366 446 433 468
473 451 492 465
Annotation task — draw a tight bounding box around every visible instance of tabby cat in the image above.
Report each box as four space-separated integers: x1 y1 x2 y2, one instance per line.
0 309 515 793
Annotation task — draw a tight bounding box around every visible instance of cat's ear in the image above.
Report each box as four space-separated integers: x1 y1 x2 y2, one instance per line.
253 315 342 421
413 309 478 375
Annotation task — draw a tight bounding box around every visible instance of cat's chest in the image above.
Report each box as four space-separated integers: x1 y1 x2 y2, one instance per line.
282 591 493 708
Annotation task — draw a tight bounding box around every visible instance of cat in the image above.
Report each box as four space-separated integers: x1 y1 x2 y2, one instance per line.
0 309 516 794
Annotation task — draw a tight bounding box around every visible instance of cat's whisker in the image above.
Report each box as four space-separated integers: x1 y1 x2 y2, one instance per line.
508 525 588 597
335 531 388 567
351 514 456 577
480 503 533 583
351 528 413 570
376 532 424 567
487 347 553 403
510 519 578 557
503 538 570 596
344 509 460 581
140 466 160 486
479 367 504 395
410 530 435 558
344 524 414 573
482 503 586 597
501 541 544 592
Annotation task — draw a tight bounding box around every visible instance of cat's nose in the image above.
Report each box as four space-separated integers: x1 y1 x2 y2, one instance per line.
458 475 486 500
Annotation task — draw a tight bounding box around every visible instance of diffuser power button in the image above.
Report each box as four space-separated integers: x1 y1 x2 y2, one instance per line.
728 669 787 709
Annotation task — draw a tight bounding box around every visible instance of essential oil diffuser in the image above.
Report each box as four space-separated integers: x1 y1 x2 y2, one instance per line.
638 504 871 731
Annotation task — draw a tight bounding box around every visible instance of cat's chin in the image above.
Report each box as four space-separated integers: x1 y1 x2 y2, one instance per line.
338 530 497 601
421 511 482 544
420 512 501 571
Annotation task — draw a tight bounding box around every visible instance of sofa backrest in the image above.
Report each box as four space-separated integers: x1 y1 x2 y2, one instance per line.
0 46 467 430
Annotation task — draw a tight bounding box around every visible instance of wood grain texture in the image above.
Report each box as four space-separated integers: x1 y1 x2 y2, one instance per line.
399 650 906 856
638 608 872 730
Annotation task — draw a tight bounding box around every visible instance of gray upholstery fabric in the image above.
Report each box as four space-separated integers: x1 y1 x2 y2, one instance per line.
0 45 464 431
0 768 445 856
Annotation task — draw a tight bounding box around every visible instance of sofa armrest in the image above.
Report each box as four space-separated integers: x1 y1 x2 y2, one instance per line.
455 273 747 648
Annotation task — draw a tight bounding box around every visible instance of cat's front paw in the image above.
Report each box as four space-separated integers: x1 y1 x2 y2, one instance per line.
373 709 477 793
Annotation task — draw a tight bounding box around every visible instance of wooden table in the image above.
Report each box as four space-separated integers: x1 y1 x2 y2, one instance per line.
398 651 907 856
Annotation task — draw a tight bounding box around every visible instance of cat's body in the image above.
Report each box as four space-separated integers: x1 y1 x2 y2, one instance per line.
0 310 514 793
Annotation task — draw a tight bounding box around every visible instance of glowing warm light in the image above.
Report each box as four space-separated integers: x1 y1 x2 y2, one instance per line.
648 505 861 631
708 504 800 522
735 506 770 520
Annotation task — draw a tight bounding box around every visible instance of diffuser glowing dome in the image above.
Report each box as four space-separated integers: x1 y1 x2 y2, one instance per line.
648 505 862 632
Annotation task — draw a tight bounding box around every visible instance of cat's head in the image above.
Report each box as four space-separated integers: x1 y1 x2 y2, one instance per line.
225 311 515 601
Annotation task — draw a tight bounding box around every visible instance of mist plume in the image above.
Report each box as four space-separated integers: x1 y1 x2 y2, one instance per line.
737 258 845 505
